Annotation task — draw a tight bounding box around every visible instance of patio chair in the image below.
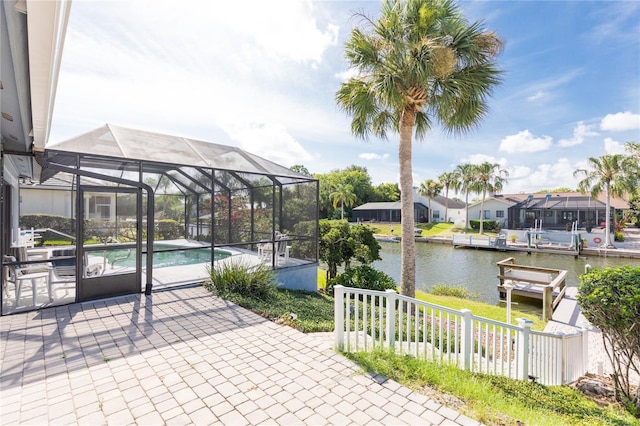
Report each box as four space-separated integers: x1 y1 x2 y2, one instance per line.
258 233 290 265
48 249 103 289
2 255 50 306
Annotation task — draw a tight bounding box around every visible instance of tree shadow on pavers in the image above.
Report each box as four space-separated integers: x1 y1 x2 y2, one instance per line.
0 286 269 390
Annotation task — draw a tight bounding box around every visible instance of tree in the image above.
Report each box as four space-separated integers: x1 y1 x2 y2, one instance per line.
316 166 374 219
438 171 458 222
578 266 640 416
290 164 312 176
417 179 443 222
318 219 381 281
371 182 401 202
329 184 357 220
471 161 508 234
455 163 477 230
574 154 637 247
336 0 502 297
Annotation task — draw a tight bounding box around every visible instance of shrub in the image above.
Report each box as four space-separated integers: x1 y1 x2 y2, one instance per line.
614 231 625 242
19 214 75 245
430 284 477 299
578 266 640 416
156 219 182 240
330 265 396 294
205 261 277 298
469 220 498 231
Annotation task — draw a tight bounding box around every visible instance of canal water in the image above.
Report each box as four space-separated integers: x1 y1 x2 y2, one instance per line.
373 241 638 309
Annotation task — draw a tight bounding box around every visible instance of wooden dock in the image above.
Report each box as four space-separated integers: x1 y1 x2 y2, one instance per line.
497 257 568 321
453 235 580 256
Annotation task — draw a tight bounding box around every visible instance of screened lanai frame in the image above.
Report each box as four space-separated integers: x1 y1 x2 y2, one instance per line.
1 125 318 313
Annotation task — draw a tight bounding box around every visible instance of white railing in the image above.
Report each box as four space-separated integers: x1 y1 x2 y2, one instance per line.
334 285 588 386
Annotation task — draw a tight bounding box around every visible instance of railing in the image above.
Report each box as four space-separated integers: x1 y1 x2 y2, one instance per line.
334 285 588 386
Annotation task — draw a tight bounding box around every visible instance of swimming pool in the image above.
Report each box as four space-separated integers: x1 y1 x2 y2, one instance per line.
104 244 233 269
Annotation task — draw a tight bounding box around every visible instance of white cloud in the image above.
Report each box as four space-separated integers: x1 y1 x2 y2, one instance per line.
558 121 599 147
603 137 627 155
460 154 508 168
600 111 640 131
504 158 578 193
359 153 390 160
335 68 361 82
223 121 314 167
527 91 546 102
499 130 553 153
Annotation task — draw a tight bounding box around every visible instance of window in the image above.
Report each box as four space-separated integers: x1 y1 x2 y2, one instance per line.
483 210 490 219
432 210 440 220
496 210 504 218
89 195 112 220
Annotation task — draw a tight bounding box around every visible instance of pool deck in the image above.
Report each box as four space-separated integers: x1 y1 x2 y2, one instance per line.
0 286 479 425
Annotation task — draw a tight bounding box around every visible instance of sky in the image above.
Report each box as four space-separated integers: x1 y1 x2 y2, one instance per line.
50 0 640 195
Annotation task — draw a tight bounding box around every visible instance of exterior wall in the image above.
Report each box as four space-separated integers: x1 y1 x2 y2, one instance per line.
275 264 317 292
20 187 73 217
414 193 464 223
467 199 511 226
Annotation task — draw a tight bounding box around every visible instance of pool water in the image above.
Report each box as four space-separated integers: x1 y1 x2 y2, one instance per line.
105 245 233 269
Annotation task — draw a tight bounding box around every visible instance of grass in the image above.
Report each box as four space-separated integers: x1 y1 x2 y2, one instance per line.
347 349 638 425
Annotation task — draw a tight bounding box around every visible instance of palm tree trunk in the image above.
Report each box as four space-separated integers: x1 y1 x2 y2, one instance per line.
444 188 449 223
399 108 416 298
464 192 470 230
479 188 486 234
605 185 613 247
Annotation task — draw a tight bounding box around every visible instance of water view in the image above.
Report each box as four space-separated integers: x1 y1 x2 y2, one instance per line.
374 241 637 307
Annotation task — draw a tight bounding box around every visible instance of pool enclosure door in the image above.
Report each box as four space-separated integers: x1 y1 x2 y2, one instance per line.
78 186 142 302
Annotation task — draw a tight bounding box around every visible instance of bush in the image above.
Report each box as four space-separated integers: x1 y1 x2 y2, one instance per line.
205 261 277 298
430 284 477 299
578 266 640 416
19 214 75 245
615 231 625 242
469 220 498 231
330 265 396 294
156 219 182 240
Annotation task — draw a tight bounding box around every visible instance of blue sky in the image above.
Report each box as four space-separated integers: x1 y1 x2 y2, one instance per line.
50 0 640 195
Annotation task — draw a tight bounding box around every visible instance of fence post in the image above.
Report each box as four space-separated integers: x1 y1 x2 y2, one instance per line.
579 321 590 377
385 290 396 350
556 332 564 385
516 318 533 380
460 309 472 371
334 285 345 351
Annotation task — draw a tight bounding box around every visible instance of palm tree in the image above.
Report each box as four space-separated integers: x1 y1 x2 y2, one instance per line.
455 164 477 231
472 162 508 234
418 179 443 222
438 171 458 223
336 0 502 298
329 184 357 220
574 154 637 247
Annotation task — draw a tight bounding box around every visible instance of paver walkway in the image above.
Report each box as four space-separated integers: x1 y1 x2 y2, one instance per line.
0 286 479 425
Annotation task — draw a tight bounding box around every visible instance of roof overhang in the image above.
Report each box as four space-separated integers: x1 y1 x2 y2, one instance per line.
1 0 71 178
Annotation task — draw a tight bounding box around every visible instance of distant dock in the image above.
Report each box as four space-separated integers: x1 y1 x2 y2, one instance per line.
452 234 580 256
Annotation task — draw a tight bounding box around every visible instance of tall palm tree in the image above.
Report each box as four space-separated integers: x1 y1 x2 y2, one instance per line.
329 184 357 220
455 164 477 231
418 179 443 222
574 154 637 247
336 0 502 297
438 171 458 223
472 162 508 234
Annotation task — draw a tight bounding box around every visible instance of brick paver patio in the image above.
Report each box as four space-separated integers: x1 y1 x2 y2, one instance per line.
0 286 479 425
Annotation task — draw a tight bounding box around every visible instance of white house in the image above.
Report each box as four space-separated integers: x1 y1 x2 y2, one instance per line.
414 190 466 223
466 196 515 227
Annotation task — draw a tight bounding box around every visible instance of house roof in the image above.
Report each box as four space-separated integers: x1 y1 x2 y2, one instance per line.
432 195 466 209
467 196 517 209
44 124 312 181
353 201 426 211
496 192 629 210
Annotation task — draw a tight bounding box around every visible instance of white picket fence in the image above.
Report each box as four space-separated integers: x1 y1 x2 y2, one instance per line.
334 285 589 386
